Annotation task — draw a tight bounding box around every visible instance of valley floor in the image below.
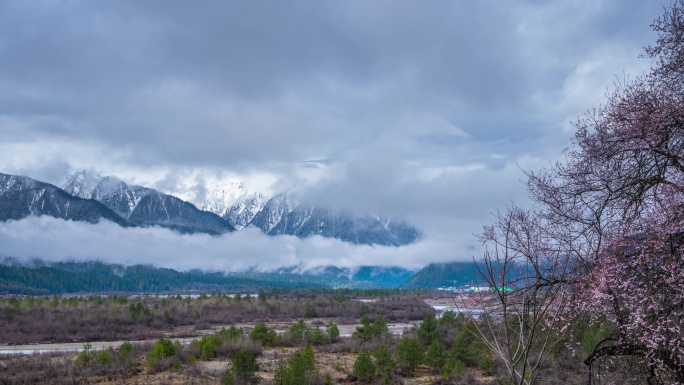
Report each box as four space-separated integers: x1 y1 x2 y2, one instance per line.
0 319 421 355
0 294 500 384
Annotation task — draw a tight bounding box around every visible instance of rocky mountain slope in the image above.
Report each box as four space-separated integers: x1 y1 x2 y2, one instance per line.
224 192 268 230
0 172 129 227
268 205 420 247
128 191 235 235
248 193 298 233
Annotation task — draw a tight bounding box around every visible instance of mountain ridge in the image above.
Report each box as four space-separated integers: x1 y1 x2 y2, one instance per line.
0 170 420 246
401 261 482 289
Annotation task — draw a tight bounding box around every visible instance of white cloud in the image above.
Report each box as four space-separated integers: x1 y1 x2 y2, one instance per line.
0 216 481 272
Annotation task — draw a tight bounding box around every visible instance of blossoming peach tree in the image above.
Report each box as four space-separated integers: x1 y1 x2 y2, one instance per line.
477 2 684 384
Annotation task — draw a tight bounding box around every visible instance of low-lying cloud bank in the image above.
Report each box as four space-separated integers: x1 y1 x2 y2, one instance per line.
0 216 478 272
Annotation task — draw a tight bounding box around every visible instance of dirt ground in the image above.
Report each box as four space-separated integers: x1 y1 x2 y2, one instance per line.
90 348 495 385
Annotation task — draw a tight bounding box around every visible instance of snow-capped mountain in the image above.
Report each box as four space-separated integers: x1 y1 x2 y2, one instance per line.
268 203 317 236
63 171 153 218
195 181 249 217
91 177 153 218
61 170 103 199
60 171 234 234
128 191 235 235
248 193 298 233
223 192 268 230
2 170 420 245
0 172 129 226
190 181 270 230
268 205 420 246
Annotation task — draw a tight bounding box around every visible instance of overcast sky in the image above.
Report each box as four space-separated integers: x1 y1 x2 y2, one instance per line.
0 0 668 271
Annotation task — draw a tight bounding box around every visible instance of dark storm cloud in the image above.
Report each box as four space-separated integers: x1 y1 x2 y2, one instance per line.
0 0 670 267
0 0 662 168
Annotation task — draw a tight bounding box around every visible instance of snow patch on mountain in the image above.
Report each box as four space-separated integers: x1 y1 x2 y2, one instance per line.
194 180 252 216
224 192 268 230
91 175 124 197
61 170 103 199
62 172 153 218
251 193 298 233
0 174 35 195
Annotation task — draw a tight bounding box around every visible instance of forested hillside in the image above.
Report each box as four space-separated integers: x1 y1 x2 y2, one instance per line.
0 260 321 294
401 262 480 289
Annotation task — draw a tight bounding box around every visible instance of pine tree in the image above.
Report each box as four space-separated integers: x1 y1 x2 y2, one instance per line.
302 344 316 372
396 336 423 376
287 351 309 385
230 349 260 384
371 315 389 340
273 360 287 385
417 314 438 346
372 346 396 377
424 340 447 371
327 322 340 343
353 348 376 382
353 315 373 342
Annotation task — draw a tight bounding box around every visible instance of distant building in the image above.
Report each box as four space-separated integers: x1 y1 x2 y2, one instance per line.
465 286 512 293
467 286 491 292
